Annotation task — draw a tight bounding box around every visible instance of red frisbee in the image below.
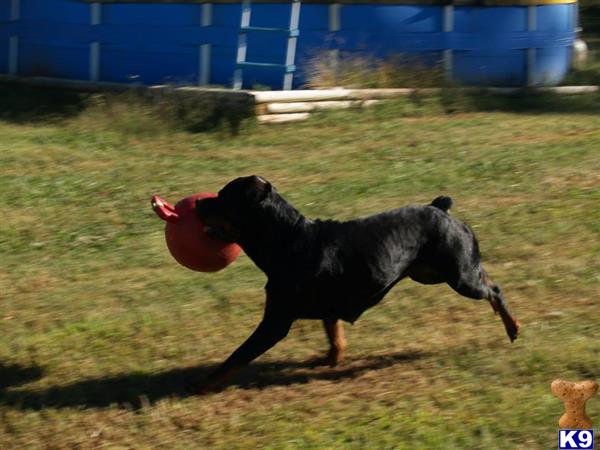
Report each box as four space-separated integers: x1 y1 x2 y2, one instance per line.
151 193 241 272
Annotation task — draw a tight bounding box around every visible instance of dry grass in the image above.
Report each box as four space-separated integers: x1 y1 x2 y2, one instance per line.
304 52 446 89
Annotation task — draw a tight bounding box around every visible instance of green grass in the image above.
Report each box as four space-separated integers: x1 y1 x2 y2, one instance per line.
1 85 599 450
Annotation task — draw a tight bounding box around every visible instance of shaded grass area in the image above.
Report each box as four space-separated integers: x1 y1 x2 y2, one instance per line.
0 352 426 410
1 87 599 449
438 88 600 115
0 83 254 134
0 84 88 123
0 363 44 390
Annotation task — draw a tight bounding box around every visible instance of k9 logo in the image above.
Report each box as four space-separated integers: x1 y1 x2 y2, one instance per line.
558 430 594 449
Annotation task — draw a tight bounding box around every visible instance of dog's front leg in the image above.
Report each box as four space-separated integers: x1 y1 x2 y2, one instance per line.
193 316 293 394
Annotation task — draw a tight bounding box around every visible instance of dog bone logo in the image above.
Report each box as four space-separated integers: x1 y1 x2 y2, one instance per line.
551 379 598 429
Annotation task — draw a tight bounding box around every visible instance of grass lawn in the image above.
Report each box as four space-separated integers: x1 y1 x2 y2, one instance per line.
1 87 599 449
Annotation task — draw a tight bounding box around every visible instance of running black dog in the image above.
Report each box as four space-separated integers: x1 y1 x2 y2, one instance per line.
194 175 520 392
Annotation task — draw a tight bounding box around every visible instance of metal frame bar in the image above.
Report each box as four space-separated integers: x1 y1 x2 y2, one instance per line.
329 4 341 32
90 3 102 81
233 0 251 89
527 5 536 86
201 3 213 26
200 3 213 85
9 37 19 76
9 0 20 75
10 0 20 21
91 2 102 23
283 0 301 90
89 42 100 81
443 5 453 82
200 44 211 85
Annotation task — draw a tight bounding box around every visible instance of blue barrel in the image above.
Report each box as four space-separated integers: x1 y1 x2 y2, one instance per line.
0 0 577 89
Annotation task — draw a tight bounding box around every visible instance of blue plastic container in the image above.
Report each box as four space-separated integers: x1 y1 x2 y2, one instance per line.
0 0 578 89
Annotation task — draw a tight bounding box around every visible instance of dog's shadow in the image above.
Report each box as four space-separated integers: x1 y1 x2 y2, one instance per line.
0 351 426 410
0 362 45 390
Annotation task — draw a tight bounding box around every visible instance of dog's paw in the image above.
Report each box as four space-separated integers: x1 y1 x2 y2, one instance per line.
507 319 521 343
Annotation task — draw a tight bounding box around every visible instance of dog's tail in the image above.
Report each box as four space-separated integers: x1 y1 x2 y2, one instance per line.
430 196 453 213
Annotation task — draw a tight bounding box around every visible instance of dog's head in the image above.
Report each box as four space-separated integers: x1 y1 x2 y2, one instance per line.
195 175 274 243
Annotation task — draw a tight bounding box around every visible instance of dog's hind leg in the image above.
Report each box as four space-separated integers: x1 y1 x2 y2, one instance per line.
323 319 346 366
480 270 520 342
448 267 520 342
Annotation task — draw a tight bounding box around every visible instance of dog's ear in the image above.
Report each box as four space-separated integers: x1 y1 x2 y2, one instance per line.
246 175 272 203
